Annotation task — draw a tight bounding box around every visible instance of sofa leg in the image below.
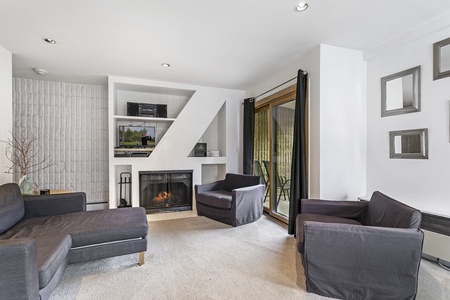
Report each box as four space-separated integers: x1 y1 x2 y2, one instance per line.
138 252 145 266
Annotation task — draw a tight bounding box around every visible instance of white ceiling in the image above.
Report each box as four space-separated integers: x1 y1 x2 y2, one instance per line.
1 0 450 90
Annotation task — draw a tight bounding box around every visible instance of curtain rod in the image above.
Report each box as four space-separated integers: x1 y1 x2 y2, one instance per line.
242 70 308 104
253 76 297 100
253 70 307 100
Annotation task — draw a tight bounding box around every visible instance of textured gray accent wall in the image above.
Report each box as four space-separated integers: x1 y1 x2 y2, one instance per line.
12 78 109 203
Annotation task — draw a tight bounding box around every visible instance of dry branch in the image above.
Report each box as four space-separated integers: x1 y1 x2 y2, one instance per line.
2 132 54 176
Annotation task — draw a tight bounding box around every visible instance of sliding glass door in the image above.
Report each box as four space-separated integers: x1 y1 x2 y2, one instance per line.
254 109 270 208
254 89 296 223
271 100 295 218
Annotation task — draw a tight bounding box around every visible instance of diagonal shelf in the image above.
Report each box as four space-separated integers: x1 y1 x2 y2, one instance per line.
113 115 176 122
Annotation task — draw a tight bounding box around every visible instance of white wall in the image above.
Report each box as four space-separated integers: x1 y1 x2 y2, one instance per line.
246 45 366 200
319 45 367 199
246 47 321 197
366 26 450 216
0 45 12 185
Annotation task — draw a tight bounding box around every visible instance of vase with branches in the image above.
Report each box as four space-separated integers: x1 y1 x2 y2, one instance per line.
2 133 54 195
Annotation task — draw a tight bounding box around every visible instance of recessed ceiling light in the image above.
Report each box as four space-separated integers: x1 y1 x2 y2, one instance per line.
43 38 56 44
294 2 308 12
32 68 47 75
162 63 171 67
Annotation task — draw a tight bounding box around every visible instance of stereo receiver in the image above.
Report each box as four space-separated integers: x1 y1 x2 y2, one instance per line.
127 102 167 118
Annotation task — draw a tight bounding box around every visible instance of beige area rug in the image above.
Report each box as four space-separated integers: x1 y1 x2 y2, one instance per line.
49 215 450 300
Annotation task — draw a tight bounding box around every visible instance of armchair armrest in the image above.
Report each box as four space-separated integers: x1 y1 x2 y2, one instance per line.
233 184 265 216
301 199 368 220
302 222 423 299
195 180 224 194
24 192 86 219
0 238 40 299
232 184 265 200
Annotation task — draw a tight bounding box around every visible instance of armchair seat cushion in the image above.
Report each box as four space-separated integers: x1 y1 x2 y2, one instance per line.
196 190 232 209
296 213 361 253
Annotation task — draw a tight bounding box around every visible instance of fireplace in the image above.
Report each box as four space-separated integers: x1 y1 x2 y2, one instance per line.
139 170 193 213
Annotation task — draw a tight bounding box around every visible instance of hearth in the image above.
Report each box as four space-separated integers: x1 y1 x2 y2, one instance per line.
139 170 193 213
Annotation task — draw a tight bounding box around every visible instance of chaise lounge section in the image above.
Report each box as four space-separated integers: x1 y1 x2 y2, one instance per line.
0 183 148 300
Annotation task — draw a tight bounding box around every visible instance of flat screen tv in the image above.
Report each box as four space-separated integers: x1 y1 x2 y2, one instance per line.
118 125 156 148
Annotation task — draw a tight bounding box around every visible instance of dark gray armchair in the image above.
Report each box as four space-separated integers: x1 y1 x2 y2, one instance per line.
296 191 424 300
195 173 265 227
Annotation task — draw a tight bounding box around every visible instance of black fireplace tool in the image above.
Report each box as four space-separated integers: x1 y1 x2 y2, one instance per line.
118 172 132 207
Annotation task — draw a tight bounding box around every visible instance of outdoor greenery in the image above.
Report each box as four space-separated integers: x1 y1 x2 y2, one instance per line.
121 128 155 147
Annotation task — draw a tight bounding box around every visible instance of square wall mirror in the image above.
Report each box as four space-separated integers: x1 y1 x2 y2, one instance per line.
381 66 421 117
433 37 450 80
389 128 428 159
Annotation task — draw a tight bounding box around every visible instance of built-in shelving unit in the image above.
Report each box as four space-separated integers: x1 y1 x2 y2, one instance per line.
108 76 239 209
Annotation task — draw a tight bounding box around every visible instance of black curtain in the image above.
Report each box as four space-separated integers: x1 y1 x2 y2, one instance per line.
243 98 255 175
288 69 308 235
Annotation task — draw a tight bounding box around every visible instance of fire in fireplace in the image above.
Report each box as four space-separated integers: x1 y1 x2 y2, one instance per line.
139 170 193 212
154 192 171 202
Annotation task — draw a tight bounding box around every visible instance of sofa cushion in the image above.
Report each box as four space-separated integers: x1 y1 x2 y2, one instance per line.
0 183 24 234
35 234 71 289
196 190 232 209
0 207 149 248
221 173 260 192
365 191 422 229
296 213 361 253
67 207 149 247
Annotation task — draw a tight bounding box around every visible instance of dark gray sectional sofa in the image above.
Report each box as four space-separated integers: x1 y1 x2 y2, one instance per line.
0 183 148 300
